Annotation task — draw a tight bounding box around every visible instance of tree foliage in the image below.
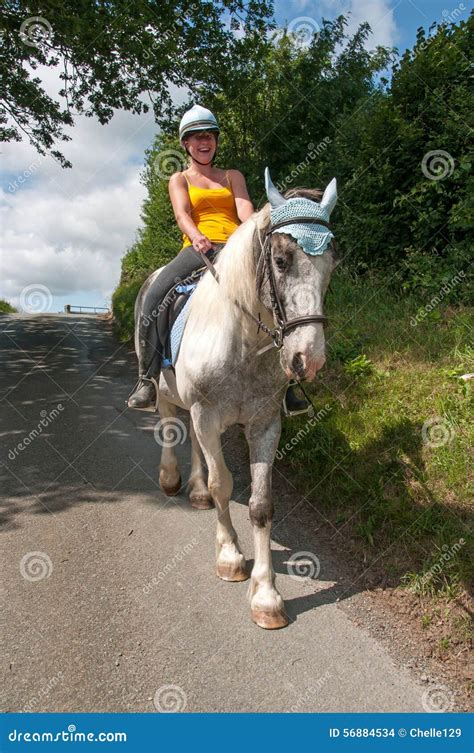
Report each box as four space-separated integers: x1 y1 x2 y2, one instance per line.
330 16 473 299
0 0 273 166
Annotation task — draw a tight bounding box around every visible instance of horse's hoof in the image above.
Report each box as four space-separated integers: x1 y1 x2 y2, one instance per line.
216 562 249 582
160 476 182 496
190 493 214 510
251 607 289 630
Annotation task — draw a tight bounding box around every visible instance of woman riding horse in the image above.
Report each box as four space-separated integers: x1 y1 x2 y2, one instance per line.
127 104 309 415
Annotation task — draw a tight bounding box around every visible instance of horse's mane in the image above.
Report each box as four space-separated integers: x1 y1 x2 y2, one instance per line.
188 186 325 333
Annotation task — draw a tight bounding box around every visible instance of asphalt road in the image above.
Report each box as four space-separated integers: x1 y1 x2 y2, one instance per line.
1 314 430 713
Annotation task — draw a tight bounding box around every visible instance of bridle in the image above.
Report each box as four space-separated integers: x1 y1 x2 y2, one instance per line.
256 216 331 350
198 215 333 352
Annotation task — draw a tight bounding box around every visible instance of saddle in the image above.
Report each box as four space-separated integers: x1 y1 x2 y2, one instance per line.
160 266 207 370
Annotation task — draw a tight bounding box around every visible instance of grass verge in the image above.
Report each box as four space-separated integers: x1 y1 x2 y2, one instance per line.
278 268 472 609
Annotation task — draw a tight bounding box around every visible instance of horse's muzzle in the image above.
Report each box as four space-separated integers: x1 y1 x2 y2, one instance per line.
286 352 326 381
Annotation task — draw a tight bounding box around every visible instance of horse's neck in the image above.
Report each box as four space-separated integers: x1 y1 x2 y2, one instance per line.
189 215 274 343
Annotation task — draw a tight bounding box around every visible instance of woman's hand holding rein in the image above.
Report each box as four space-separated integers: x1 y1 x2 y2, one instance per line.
191 232 213 254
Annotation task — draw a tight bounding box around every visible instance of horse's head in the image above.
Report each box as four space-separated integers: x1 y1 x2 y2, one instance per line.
258 169 339 382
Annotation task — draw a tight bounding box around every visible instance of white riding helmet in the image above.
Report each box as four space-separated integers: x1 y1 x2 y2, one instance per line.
179 104 220 141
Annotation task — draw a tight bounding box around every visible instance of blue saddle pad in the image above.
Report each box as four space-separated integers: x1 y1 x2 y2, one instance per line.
161 283 197 369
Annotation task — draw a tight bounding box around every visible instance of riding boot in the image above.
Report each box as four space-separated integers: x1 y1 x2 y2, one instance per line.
127 319 161 410
283 382 310 417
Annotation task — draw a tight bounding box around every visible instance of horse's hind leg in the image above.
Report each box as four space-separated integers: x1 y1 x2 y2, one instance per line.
190 404 248 581
187 418 214 510
245 416 288 629
157 394 182 496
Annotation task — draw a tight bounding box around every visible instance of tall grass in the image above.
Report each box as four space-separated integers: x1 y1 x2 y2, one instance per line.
278 268 473 598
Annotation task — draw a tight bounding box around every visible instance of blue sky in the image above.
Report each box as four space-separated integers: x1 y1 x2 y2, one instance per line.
1 0 471 312
275 0 471 54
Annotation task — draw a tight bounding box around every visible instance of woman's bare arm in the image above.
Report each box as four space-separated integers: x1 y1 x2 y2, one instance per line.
168 172 213 252
229 170 255 222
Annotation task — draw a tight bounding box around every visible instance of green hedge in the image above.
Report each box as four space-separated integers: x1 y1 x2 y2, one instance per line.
0 299 17 313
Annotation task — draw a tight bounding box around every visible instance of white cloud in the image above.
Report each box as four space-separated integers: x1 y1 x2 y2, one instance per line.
1 63 189 311
276 0 399 49
1 167 145 307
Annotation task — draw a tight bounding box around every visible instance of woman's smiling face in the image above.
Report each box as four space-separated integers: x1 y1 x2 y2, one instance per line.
183 130 217 162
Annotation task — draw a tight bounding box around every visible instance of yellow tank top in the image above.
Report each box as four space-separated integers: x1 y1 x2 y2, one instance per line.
181 171 239 248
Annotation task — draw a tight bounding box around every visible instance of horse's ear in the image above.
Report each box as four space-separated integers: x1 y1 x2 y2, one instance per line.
265 167 287 209
321 178 337 215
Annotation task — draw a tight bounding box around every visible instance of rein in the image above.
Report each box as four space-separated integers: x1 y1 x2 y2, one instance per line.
198 216 331 352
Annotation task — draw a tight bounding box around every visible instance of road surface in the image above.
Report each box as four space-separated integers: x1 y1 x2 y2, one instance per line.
1 314 432 713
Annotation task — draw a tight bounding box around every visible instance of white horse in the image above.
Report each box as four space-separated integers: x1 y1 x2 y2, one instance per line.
135 171 338 629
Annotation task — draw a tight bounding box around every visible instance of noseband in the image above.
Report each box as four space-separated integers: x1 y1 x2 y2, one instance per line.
256 216 331 350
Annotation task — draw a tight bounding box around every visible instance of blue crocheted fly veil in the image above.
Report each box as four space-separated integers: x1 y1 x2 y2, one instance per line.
265 168 337 255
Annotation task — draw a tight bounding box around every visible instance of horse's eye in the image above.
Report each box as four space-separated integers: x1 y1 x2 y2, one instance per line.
275 256 287 272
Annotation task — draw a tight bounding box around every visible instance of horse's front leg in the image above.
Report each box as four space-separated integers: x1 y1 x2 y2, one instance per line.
245 415 289 629
191 404 248 581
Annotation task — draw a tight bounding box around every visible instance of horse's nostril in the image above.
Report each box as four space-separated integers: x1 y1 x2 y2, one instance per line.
292 353 305 375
